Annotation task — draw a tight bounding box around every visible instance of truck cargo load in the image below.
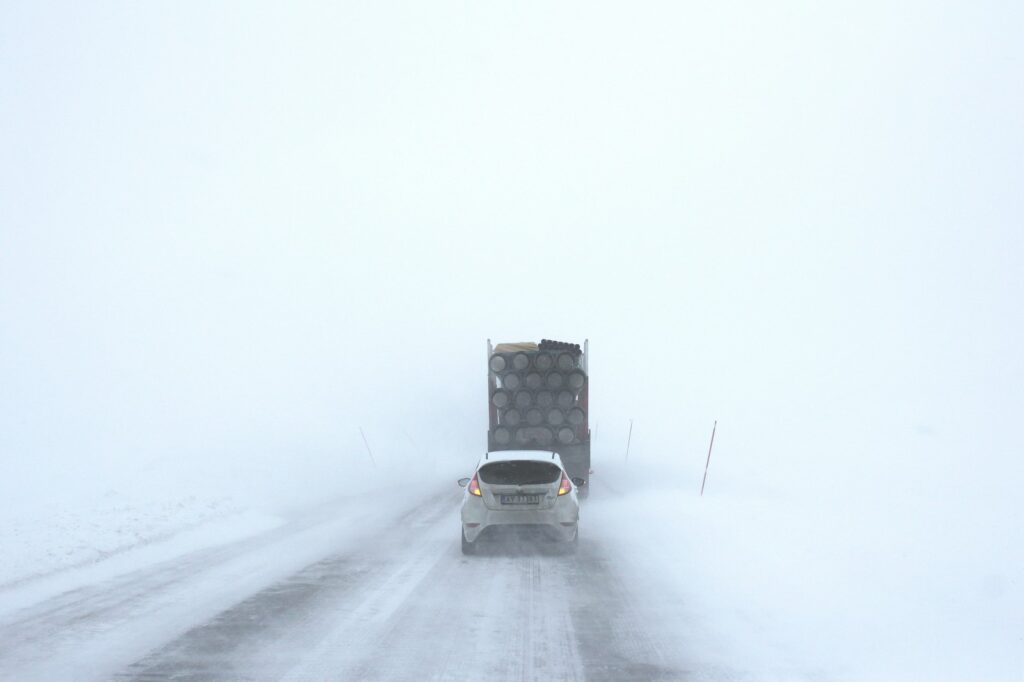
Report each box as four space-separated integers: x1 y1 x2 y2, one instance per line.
486 338 591 494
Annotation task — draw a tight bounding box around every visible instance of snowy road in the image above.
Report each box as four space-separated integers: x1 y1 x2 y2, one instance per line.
0 486 707 682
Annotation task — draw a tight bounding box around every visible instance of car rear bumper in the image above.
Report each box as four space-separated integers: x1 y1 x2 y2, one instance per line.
461 501 578 543
467 523 577 544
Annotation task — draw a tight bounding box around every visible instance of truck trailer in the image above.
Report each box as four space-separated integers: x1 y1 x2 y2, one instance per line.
486 339 591 493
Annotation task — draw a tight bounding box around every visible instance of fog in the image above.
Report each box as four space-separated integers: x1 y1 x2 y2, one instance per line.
2 2 1022 678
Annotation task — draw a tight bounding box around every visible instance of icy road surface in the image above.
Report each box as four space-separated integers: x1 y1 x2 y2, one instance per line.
0 484 790 681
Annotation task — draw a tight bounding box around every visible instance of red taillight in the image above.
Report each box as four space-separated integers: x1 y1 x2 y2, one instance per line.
469 473 482 496
557 473 572 496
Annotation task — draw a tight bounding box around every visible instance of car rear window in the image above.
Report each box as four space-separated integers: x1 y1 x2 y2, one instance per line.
478 461 562 485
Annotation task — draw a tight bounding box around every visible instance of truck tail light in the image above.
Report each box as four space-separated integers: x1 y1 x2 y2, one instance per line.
557 473 572 496
469 473 482 496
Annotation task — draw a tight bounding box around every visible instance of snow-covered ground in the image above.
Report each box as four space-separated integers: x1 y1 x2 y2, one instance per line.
0 437 426 594
1 451 1019 681
0 490 270 588
0 473 451 681
589 459 1024 681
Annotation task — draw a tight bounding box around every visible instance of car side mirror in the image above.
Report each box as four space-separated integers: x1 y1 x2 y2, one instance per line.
571 477 585 487
457 477 471 487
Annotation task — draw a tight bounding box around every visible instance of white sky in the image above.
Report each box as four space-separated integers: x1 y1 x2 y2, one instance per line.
2 2 1022 507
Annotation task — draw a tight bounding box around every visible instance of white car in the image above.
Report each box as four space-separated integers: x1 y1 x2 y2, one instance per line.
457 450 582 555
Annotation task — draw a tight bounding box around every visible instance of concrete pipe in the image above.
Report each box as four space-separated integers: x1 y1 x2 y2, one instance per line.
502 372 521 390
493 426 512 445
514 391 533 410
525 372 543 390
535 391 554 408
533 352 554 371
512 353 530 371
557 427 575 445
526 408 544 426
547 408 565 426
556 390 575 409
567 371 586 389
502 409 522 426
556 352 576 371
567 407 586 425
489 354 507 373
491 390 510 408
545 372 564 389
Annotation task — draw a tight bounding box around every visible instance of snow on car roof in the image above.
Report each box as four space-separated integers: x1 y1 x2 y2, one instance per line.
482 450 562 463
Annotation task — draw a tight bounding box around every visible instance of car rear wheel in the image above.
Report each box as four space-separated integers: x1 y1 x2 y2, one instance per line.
461 529 476 555
563 527 579 554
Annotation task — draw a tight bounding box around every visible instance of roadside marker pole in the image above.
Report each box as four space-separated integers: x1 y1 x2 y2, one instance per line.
624 419 633 462
700 420 717 497
359 426 377 467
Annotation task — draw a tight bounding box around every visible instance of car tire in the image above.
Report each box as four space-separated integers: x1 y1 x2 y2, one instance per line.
461 529 476 555
563 527 579 554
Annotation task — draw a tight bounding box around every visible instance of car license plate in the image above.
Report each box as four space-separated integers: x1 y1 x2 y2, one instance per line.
500 494 541 505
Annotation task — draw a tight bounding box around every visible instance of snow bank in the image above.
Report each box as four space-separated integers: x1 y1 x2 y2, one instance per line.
0 490 272 588
0 441 457 611
588 458 1023 681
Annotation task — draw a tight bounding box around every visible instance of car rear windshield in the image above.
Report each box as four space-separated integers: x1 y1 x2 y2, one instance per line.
478 461 562 485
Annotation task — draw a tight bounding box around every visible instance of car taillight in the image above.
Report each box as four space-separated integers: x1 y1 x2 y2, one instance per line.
557 473 572 496
469 473 482 496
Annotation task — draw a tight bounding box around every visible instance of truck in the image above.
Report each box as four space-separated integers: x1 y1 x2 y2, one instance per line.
486 339 591 495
